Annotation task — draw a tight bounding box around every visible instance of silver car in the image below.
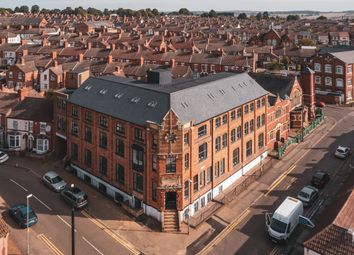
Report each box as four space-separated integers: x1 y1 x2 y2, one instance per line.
297 185 319 207
42 171 67 192
0 151 9 164
334 146 350 159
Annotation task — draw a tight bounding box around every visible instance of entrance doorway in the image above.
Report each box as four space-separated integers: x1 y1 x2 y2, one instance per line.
165 192 177 210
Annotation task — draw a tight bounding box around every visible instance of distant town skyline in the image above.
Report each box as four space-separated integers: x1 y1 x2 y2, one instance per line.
1 0 354 12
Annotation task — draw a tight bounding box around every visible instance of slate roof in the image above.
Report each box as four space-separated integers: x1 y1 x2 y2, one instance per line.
68 72 268 126
250 73 295 101
9 97 53 122
0 92 18 115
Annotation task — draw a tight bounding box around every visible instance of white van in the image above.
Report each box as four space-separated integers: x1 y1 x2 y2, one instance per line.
265 197 314 242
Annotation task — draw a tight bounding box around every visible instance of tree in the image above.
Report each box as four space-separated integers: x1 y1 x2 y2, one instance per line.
31 5 40 13
103 8 110 16
209 9 217 17
152 8 159 16
262 11 269 19
237 13 247 20
256 12 262 21
62 7 74 15
178 8 191 15
299 38 315 46
286 15 300 21
317 15 327 20
19 5 29 13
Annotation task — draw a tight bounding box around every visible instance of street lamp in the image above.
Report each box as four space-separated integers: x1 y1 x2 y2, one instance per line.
70 184 75 255
187 179 192 234
26 194 33 255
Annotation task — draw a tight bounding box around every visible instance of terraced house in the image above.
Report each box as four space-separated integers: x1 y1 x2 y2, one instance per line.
64 70 268 231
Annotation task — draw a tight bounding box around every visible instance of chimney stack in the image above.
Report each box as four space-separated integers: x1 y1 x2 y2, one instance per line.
51 51 57 60
300 67 316 121
53 60 58 67
78 53 84 63
139 56 144 66
22 49 28 57
87 41 92 49
18 88 29 102
169 59 175 68
20 57 25 65
110 43 116 51
107 55 112 64
64 40 69 48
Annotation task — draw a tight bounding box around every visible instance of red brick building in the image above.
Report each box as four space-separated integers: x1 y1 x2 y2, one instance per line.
311 48 354 104
65 71 269 231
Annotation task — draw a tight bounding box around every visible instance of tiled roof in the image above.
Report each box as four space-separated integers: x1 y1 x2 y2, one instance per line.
0 218 9 238
9 97 53 122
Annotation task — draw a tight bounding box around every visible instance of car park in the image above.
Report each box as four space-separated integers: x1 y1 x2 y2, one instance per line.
0 151 9 164
311 171 330 189
9 204 38 228
60 186 88 209
334 146 351 159
42 171 67 192
297 185 319 207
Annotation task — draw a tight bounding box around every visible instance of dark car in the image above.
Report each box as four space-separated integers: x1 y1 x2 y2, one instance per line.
9 204 38 228
60 187 88 209
311 171 330 188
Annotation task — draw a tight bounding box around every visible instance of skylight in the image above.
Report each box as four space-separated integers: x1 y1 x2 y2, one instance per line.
84 85 92 91
98 89 108 95
114 93 124 99
147 101 158 108
131 97 141 103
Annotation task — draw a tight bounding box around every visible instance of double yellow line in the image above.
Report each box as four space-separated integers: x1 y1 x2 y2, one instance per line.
198 209 251 255
264 164 296 197
81 210 141 255
37 233 64 255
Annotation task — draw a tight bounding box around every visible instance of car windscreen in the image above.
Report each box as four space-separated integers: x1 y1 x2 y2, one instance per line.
270 218 287 233
0 152 5 157
299 191 310 198
337 149 345 153
77 194 87 203
51 176 63 184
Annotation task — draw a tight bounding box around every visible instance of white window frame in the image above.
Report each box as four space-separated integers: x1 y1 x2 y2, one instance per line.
347 65 352 73
8 135 20 148
348 78 352 86
336 78 343 87
39 122 46 134
315 76 321 84
314 63 321 72
325 64 332 73
335 65 343 74
13 120 18 130
36 139 49 154
325 77 332 86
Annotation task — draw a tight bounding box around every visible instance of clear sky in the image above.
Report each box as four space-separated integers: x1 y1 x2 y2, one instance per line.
2 0 354 12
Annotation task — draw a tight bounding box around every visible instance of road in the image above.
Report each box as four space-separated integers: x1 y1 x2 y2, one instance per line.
204 106 354 255
0 160 139 255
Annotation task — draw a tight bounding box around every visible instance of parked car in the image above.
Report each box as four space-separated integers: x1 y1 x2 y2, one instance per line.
311 171 330 188
60 186 88 209
0 151 9 164
297 185 319 207
334 146 351 159
9 204 38 228
316 101 325 107
42 171 67 192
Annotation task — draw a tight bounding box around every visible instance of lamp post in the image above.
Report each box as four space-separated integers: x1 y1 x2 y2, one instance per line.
70 184 75 255
26 194 33 255
187 179 192 234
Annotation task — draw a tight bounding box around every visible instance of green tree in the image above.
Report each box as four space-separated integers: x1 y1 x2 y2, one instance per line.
178 8 191 15
299 38 315 46
317 15 327 20
152 8 159 16
31 5 40 13
262 11 269 19
286 15 300 21
209 9 217 17
237 13 247 20
19 5 29 13
256 12 262 21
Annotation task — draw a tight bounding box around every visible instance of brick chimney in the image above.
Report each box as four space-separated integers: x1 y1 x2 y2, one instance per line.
51 51 57 60
169 59 175 68
110 43 116 50
20 57 25 65
78 53 84 63
53 60 58 67
87 42 92 49
300 67 316 121
107 55 112 64
22 49 28 57
18 88 29 102
139 56 144 66
64 40 69 48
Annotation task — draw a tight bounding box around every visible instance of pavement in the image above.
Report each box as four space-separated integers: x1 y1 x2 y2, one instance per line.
1 105 351 255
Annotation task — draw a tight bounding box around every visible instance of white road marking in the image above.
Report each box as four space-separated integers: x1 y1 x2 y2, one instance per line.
9 178 28 192
57 215 77 232
82 236 104 255
32 195 52 211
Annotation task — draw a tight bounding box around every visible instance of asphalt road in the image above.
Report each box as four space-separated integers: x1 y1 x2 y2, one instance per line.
206 106 354 255
0 160 137 255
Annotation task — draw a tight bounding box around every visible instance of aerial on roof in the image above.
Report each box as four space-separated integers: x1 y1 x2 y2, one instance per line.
68 72 268 126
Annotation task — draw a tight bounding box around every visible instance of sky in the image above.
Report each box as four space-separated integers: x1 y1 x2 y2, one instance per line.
2 0 354 12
